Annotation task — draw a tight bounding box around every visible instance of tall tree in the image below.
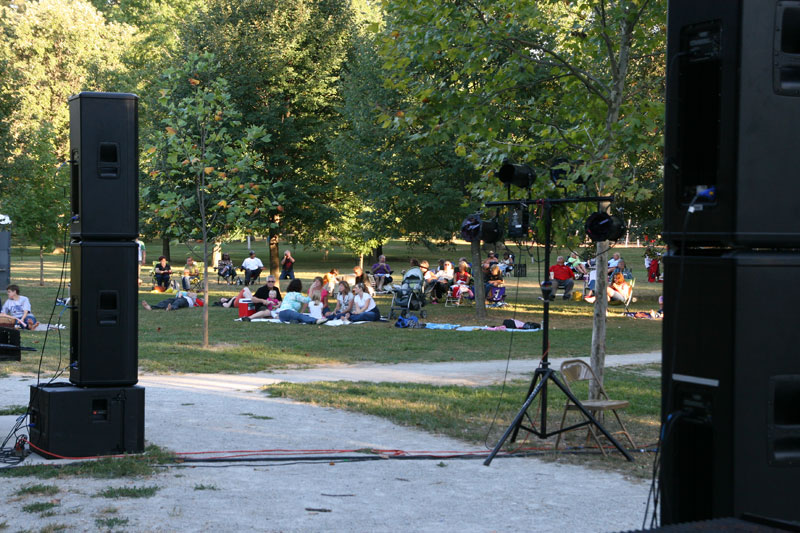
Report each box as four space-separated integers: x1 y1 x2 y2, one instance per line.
376 0 666 388
330 32 478 256
0 0 132 268
143 52 276 348
185 0 354 274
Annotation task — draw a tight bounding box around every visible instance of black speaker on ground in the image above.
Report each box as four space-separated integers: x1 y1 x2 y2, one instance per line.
70 240 138 386
664 0 800 246
29 382 144 459
69 92 138 240
661 251 800 525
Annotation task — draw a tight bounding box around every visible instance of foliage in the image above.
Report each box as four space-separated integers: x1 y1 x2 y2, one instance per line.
142 52 276 347
329 32 478 254
0 0 133 267
185 0 354 254
375 0 666 243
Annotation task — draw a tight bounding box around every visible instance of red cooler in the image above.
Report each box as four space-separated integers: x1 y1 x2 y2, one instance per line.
238 299 256 318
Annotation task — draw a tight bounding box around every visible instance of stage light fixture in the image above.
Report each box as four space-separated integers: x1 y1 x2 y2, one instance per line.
585 212 626 242
497 162 536 189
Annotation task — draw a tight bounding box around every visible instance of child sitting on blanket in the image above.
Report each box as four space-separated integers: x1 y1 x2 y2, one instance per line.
307 290 324 320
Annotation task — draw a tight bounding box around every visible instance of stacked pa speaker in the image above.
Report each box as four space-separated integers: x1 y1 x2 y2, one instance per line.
29 93 144 459
661 1 800 525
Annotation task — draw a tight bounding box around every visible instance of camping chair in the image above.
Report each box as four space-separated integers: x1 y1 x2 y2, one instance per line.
555 359 636 455
445 282 473 307
609 278 636 313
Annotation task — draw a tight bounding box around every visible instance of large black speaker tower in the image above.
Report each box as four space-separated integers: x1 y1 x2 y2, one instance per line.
664 0 800 246
661 253 800 524
69 92 138 240
69 241 138 386
30 91 146 460
662 1 800 527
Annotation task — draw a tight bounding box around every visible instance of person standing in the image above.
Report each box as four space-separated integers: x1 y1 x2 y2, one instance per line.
280 250 296 280
135 238 146 286
242 250 264 286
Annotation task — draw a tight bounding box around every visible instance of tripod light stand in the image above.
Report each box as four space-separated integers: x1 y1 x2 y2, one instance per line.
483 196 634 465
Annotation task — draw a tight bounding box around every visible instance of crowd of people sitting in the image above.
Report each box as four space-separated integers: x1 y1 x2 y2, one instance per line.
137 245 667 327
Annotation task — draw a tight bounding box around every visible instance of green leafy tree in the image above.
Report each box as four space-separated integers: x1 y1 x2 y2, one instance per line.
143 53 275 347
376 0 666 387
330 32 478 258
0 123 69 285
0 0 133 266
185 0 353 274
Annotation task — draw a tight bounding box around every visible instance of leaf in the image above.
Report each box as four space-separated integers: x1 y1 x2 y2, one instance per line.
204 167 214 175
165 127 177 135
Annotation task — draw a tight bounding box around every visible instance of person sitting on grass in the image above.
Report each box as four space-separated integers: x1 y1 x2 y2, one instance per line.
1 284 39 330
344 283 381 323
141 291 204 311
325 280 354 320
238 276 284 319
611 259 633 281
154 256 172 290
307 290 325 320
323 269 339 295
252 279 326 324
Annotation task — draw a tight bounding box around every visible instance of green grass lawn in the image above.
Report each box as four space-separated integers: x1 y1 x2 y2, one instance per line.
1 239 663 475
2 239 663 376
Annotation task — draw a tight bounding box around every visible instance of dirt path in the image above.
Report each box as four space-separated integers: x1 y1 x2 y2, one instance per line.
0 353 659 532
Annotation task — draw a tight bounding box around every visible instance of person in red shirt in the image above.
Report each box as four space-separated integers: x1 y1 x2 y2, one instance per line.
548 255 575 301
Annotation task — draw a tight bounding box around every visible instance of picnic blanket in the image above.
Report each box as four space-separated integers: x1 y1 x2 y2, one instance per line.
624 311 662 320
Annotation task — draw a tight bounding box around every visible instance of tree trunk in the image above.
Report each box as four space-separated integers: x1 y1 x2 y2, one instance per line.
590 240 609 400
471 240 487 319
202 236 209 349
161 237 171 262
372 245 383 264
269 233 280 277
39 245 44 286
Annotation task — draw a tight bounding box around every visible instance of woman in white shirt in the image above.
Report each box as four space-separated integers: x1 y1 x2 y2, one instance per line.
345 283 381 322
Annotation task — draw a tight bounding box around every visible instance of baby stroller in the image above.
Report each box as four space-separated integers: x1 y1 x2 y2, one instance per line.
388 267 428 319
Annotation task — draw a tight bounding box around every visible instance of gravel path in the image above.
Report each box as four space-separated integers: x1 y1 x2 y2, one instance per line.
0 352 660 532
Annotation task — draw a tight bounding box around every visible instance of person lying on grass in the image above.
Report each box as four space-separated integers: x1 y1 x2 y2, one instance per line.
0 284 39 330
141 291 204 311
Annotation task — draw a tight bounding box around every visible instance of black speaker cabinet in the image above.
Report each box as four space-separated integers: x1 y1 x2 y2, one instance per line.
661 251 800 525
29 383 144 459
664 1 800 246
70 241 138 386
0 326 20 362
69 92 138 240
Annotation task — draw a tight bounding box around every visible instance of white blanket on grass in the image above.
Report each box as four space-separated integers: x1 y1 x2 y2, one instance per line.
235 318 373 326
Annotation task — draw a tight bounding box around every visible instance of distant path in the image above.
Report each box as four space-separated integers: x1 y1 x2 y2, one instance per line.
139 351 661 392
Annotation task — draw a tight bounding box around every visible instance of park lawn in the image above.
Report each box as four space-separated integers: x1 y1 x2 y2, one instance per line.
265 364 662 479
1 240 663 376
